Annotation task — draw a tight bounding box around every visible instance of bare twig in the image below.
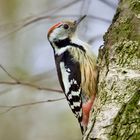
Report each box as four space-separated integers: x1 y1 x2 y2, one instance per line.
0 64 19 82
80 0 92 36
0 0 112 40
0 14 111 40
18 14 111 29
0 65 63 93
0 97 65 114
0 81 63 93
0 0 81 39
0 65 65 114
20 0 82 28
80 0 91 15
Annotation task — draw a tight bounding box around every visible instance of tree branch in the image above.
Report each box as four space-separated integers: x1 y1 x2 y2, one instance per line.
0 64 63 93
0 97 65 114
0 0 111 40
0 0 81 39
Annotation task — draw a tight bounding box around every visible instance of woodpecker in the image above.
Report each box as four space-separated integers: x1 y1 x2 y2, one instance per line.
47 15 97 134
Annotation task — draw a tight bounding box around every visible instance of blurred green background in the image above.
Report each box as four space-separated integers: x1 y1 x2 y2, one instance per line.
0 0 118 140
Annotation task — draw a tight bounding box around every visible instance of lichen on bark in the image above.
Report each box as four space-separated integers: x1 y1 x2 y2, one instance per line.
109 90 140 140
83 0 140 139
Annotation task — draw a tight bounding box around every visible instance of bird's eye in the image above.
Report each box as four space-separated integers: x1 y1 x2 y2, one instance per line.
63 24 69 29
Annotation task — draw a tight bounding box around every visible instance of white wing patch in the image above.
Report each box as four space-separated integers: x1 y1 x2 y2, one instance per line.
55 45 71 55
68 94 72 100
70 79 77 84
60 62 71 94
71 90 81 96
60 62 82 121
60 62 80 95
66 68 71 72
73 100 81 107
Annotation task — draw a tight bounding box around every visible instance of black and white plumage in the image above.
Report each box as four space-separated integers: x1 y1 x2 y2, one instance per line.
55 50 83 126
47 16 97 134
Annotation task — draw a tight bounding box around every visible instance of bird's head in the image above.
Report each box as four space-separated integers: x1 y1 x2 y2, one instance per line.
47 15 86 43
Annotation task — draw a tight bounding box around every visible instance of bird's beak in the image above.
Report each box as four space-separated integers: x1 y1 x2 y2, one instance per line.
74 15 86 27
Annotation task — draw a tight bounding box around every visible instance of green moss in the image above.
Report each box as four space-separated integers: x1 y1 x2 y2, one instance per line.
115 17 132 39
111 135 118 140
109 90 140 140
104 0 140 46
104 16 136 45
99 89 108 105
129 0 140 14
96 0 140 139
132 133 140 140
112 40 139 68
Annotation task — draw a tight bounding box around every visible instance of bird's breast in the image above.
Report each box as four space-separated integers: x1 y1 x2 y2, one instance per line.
69 47 97 98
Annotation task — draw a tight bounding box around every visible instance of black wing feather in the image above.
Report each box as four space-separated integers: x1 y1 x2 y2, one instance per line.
55 50 83 122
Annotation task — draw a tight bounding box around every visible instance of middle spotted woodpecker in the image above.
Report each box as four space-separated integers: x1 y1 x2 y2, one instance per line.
47 15 97 134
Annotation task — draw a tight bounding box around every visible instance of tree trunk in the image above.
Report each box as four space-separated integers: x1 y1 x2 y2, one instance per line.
83 0 140 140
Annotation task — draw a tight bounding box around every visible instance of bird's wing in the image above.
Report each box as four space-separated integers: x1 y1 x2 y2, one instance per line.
55 50 84 132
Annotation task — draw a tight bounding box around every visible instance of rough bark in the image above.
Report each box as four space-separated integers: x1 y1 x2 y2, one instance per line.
83 0 140 140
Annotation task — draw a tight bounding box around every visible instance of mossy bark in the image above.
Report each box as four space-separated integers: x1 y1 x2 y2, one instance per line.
83 0 140 140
